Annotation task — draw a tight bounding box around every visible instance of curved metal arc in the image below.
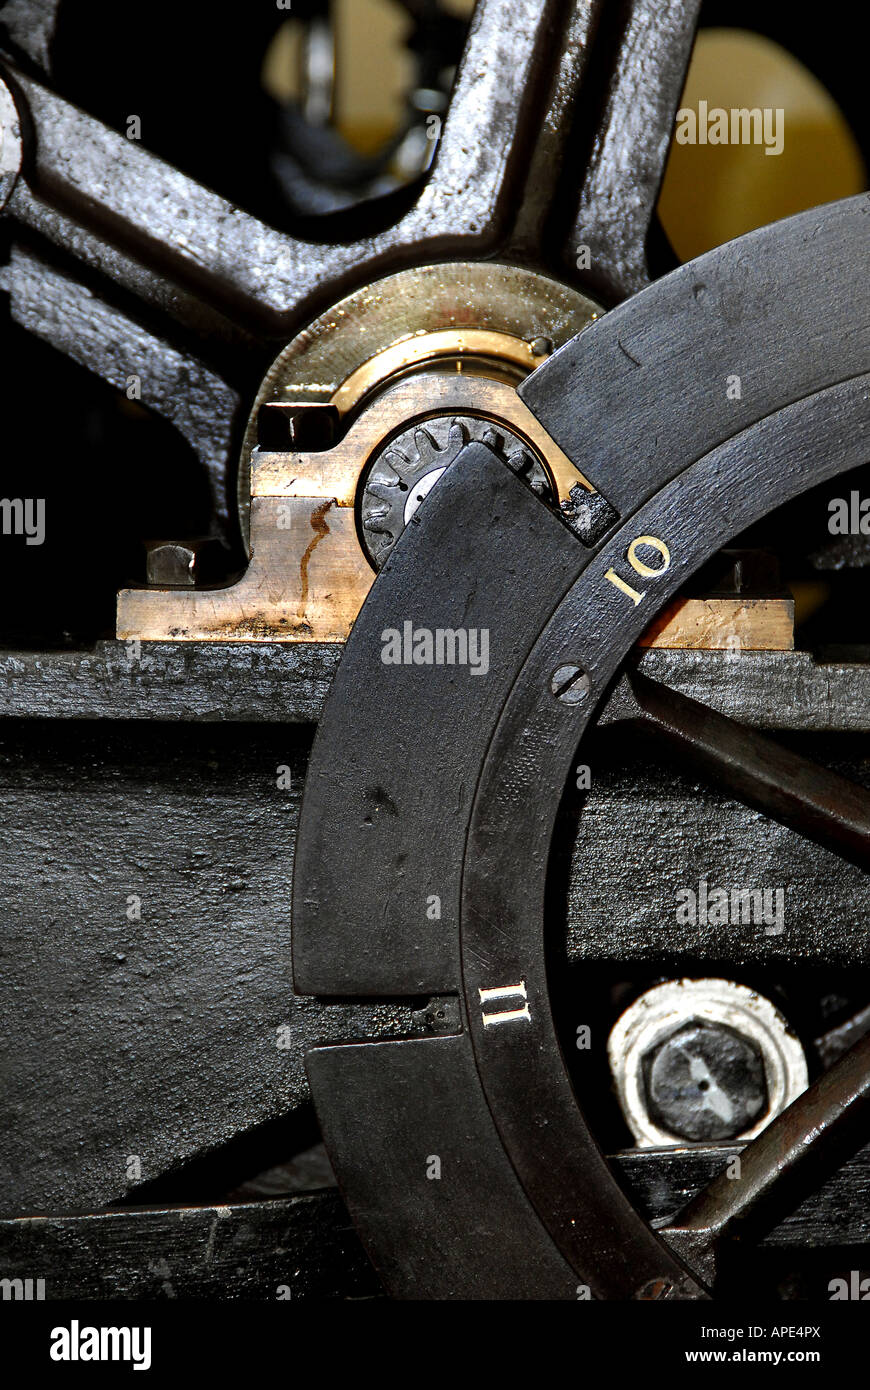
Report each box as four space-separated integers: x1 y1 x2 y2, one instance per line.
291 198 870 1295
521 194 870 516
459 372 870 1296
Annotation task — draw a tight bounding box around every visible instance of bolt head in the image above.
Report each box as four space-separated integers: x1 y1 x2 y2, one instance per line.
642 1020 768 1142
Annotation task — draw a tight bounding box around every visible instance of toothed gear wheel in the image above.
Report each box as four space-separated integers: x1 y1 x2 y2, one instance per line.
360 414 553 569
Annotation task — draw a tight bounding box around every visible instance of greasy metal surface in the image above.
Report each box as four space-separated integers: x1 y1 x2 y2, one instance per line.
0 1191 381 1299
1 643 869 728
294 202 870 1296
664 1031 870 1286
521 196 870 516
609 671 870 869
497 0 604 262
248 368 599 505
0 721 457 1214
569 0 701 301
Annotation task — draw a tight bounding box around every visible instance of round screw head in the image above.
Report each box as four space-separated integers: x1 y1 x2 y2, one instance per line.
642 1020 768 1142
550 664 591 704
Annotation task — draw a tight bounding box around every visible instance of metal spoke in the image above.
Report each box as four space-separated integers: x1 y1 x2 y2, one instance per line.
498 0 604 261
605 669 870 872
4 1 595 335
662 1030 870 1288
1 245 242 533
0 0 61 75
568 0 701 301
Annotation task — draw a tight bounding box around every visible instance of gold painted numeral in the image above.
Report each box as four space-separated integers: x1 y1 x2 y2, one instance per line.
605 535 671 604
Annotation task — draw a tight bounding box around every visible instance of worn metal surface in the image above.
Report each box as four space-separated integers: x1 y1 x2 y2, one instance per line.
293 201 870 1297
121 268 600 641
234 260 599 552
636 596 795 650
308 1034 585 1300
568 0 701 302
0 246 242 534
0 1191 381 1299
500 0 604 262
3 1 603 335
1 0 867 1299
521 197 870 516
0 720 461 1215
634 650 870 732
0 0 698 586
0 643 868 727
293 446 703 1297
118 364 599 645
0 642 342 723
663 1031 870 1287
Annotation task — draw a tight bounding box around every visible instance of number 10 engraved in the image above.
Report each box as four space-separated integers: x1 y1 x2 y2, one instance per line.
604 534 671 605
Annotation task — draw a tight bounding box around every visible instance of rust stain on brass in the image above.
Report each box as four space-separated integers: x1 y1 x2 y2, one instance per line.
298 499 334 623
117 495 373 643
117 372 596 644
